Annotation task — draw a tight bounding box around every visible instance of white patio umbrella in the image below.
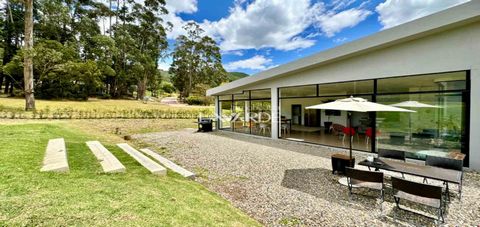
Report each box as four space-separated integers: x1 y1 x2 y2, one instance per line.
391 101 441 143
306 97 415 161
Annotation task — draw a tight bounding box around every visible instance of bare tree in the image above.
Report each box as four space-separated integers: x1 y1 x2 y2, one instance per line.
24 0 35 110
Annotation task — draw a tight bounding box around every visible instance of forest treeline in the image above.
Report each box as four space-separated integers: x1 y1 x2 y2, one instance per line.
0 0 227 102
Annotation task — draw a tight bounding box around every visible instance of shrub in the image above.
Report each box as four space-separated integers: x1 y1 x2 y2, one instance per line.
160 82 176 94
185 96 212 106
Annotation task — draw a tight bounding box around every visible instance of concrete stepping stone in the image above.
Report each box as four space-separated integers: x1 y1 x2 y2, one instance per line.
41 138 69 172
140 148 195 179
117 143 166 176
86 141 126 173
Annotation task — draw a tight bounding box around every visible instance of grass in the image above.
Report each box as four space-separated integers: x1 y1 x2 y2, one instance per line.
0 123 260 226
0 97 212 111
0 97 214 119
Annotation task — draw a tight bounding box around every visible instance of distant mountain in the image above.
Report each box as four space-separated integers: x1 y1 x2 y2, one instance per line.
227 72 249 82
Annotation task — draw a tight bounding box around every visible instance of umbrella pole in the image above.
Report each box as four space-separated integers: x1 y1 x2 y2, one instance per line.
348 111 353 163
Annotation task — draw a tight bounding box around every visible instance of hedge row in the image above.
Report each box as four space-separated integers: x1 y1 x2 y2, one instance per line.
0 107 215 120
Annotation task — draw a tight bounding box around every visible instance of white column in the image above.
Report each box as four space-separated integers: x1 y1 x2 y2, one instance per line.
214 96 220 130
469 69 480 170
271 87 279 139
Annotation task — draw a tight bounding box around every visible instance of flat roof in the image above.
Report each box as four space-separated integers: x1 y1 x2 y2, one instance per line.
207 0 480 96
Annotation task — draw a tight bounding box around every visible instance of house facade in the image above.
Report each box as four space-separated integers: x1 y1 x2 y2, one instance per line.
207 1 480 170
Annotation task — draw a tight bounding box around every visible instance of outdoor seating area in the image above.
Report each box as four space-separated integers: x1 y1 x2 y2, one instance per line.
135 129 480 226
344 153 464 223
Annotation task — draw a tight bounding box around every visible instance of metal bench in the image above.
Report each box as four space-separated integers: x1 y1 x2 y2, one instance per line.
424 155 464 199
345 167 385 205
392 177 445 223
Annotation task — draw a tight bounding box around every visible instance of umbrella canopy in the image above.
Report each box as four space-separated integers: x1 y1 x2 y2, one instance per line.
306 97 416 113
391 100 441 108
305 97 415 164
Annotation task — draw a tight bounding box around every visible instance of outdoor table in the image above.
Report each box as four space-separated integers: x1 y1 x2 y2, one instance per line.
358 158 462 199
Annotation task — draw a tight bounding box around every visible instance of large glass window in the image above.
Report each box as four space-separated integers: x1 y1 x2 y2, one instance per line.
279 95 373 152
376 92 467 160
377 71 466 94
251 89 271 99
217 89 271 137
280 85 317 98
319 80 373 96
220 71 469 162
251 100 272 137
219 100 233 130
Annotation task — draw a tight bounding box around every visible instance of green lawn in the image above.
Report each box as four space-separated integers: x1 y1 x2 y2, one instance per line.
0 123 259 226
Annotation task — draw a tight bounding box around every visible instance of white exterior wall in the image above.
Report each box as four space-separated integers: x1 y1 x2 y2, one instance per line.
271 88 279 139
213 22 480 169
470 69 480 170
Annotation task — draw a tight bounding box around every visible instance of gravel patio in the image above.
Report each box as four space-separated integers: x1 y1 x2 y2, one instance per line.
134 129 480 226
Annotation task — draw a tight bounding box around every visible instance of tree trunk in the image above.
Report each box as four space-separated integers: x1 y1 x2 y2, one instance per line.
0 74 4 91
3 79 9 94
137 75 148 100
23 0 35 111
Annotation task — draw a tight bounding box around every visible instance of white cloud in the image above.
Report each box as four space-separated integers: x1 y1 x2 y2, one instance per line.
204 0 319 51
313 8 372 37
221 50 244 56
376 0 470 29
224 55 274 71
201 0 371 51
333 37 348 43
163 0 198 39
158 61 171 71
166 0 197 14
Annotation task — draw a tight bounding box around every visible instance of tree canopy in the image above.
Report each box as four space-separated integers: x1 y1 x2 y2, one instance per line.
170 22 227 99
0 0 227 102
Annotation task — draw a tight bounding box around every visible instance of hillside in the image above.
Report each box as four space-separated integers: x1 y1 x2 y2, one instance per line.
228 72 249 82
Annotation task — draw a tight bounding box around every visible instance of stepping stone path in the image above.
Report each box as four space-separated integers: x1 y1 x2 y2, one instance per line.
140 148 195 179
117 143 166 176
41 138 69 172
86 141 126 173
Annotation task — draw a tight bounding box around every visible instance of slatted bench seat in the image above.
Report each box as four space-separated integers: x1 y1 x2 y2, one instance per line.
392 177 445 223
41 138 69 172
86 141 126 173
140 148 195 179
117 143 166 176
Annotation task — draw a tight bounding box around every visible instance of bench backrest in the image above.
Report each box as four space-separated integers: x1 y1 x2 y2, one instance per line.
378 149 406 162
391 177 442 199
426 155 463 171
346 167 383 183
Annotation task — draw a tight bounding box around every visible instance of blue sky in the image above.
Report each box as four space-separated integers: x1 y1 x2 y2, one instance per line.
160 0 469 75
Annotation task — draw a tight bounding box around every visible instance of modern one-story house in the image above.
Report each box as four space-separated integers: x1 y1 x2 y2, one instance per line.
206 1 480 170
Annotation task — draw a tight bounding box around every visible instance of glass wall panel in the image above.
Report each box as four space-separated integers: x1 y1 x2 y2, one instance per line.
318 80 374 96
219 101 233 130
233 92 249 100
251 89 271 99
376 92 466 160
251 100 271 137
219 95 232 101
279 96 372 151
377 71 466 94
232 101 249 134
280 85 317 98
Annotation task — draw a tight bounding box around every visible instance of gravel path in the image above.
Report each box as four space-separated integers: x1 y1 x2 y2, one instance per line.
134 129 480 226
